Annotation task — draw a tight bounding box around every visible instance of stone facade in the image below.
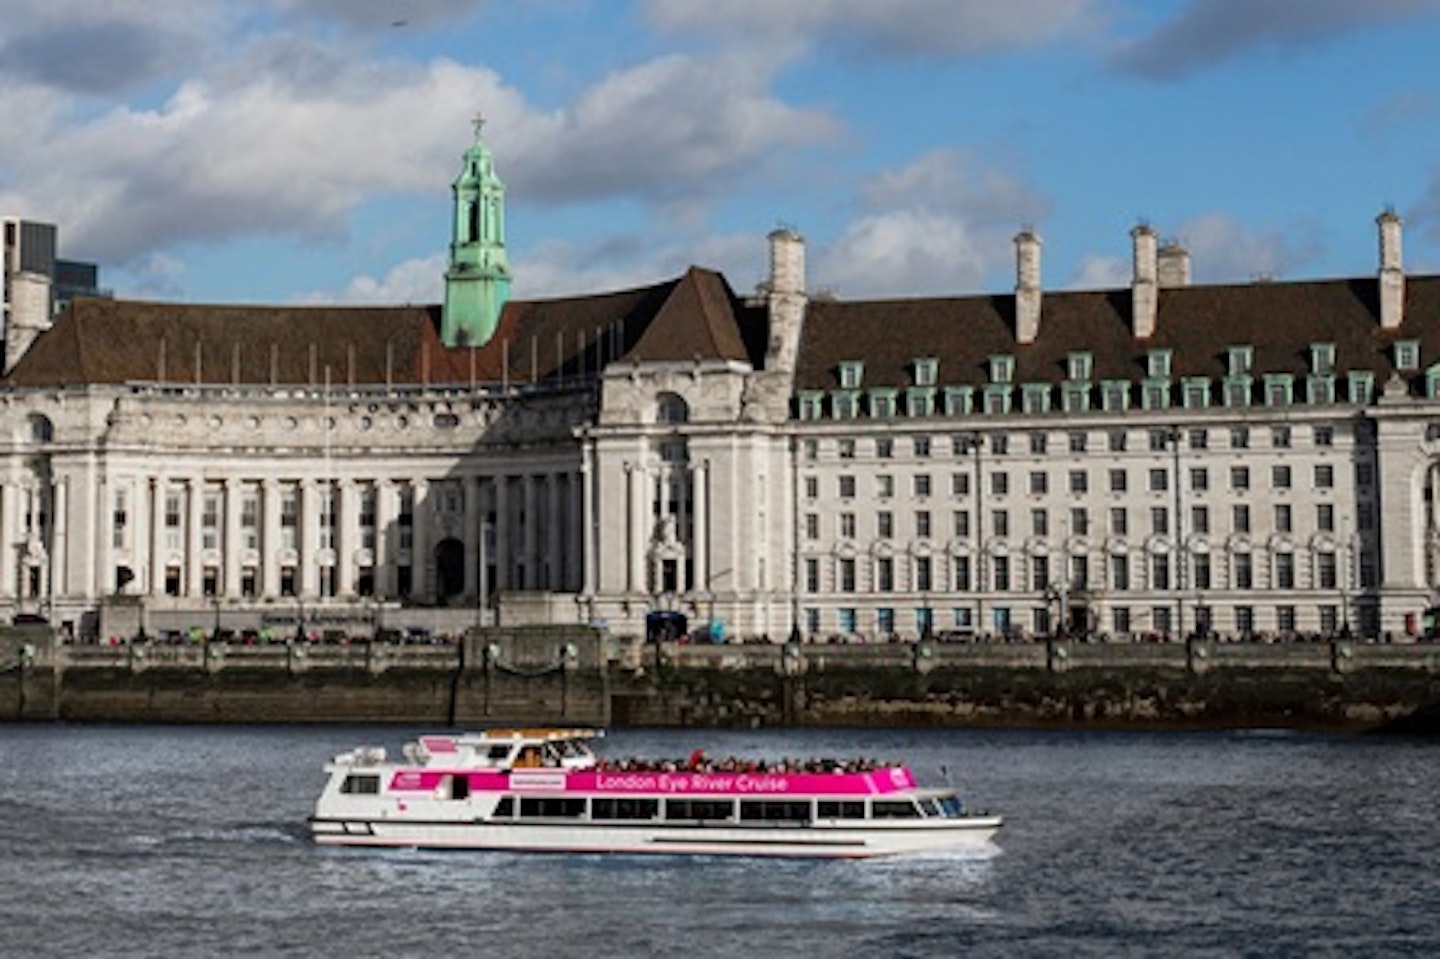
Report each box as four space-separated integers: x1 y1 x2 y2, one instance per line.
9 133 1440 644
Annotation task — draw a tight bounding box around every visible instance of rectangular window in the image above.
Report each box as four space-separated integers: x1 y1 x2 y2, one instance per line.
877 511 894 539
1109 469 1127 493
953 556 972 591
1275 552 1295 589
839 476 856 498
1317 503 1335 532
1029 471 1048 495
1110 555 1130 591
1108 429 1126 452
913 437 931 458
838 439 856 459
1031 508 1049 537
914 474 932 497
839 558 856 592
953 510 970 538
1191 505 1210 535
915 556 932 592
359 484 377 551
1190 467 1208 492
839 513 856 539
1069 470 1088 494
991 473 1009 496
952 473 970 497
1234 553 1253 590
804 513 819 540
1151 554 1171 590
992 510 1010 538
992 555 1010 591
1149 468 1169 492
876 558 894 592
241 490 260 551
1233 504 1251 534
1070 507 1089 537
1151 506 1169 535
1030 433 1049 455
164 490 183 553
876 475 894 498
1192 553 1212 590
112 488 128 550
1032 556 1050 592
1272 465 1292 489
1110 507 1128 536
1230 426 1249 449
876 438 893 459
805 558 819 592
1231 466 1250 491
916 510 931 538
1275 504 1293 534
1315 464 1334 489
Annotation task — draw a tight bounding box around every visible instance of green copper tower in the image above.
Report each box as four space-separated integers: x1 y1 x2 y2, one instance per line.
442 116 512 347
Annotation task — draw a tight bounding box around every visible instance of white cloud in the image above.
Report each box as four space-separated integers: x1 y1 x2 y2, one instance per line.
1067 253 1129 290
809 148 1050 297
1170 212 1320 283
644 0 1099 58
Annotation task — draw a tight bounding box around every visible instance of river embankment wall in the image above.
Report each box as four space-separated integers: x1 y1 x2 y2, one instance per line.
5 629 1440 732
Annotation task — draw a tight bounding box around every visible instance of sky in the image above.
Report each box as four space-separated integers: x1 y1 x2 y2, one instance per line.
5 0 1440 307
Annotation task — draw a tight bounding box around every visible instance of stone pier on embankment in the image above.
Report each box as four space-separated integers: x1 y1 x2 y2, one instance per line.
4 627 1440 732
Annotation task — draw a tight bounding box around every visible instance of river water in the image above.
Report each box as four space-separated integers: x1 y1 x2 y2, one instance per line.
1 724 1436 958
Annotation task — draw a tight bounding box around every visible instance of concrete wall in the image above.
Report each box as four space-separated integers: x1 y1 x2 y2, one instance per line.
5 630 1440 731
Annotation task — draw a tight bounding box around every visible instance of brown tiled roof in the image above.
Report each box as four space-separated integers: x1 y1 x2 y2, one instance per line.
795 275 1440 390
4 266 768 388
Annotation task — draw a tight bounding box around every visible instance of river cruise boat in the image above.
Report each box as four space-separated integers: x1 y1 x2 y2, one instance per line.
310 728 1002 858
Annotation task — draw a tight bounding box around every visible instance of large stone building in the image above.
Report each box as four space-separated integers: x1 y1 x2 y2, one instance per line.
3 126 1439 643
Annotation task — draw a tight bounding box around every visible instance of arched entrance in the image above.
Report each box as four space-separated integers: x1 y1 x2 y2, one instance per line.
435 538 466 603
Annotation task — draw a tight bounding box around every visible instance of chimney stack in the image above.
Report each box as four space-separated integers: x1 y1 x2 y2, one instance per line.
1157 240 1191 288
1131 223 1158 339
1377 209 1404 330
764 227 807 371
1014 229 1041 344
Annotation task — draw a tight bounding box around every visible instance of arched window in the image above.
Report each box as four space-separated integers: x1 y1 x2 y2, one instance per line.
27 414 53 444
657 392 689 425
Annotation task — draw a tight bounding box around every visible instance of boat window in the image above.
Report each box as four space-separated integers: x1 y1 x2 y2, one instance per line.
663 799 734 822
450 776 470 801
493 796 515 818
519 797 587 818
871 800 922 819
515 747 543 768
486 746 511 761
340 774 380 795
937 794 965 818
739 800 812 823
817 800 866 820
592 798 659 820
919 798 940 817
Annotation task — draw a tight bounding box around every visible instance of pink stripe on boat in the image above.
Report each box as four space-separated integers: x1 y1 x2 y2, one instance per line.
387 767 916 795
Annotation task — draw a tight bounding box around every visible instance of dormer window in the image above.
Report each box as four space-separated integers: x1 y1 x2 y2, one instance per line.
988 354 1015 384
870 388 898 419
1066 352 1093 381
1227 345 1254 377
1310 342 1336 376
1395 339 1420 372
1146 348 1172 379
838 361 864 389
914 357 938 387
1263 373 1293 407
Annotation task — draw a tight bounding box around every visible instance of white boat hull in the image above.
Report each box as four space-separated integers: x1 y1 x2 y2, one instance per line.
310 817 1002 859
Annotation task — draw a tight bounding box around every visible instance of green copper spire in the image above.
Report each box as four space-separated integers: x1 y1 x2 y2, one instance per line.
442 114 512 347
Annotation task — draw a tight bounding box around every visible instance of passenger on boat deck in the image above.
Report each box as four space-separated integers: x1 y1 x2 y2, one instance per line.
592 755 892 774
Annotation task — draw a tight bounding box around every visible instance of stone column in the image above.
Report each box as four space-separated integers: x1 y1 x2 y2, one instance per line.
693 460 708 594
150 478 166 595
337 478 356 597
374 479 394 599
52 475 69 598
494 475 510 593
628 463 647 594
92 472 108 599
0 481 15 600
261 479 280 597
222 479 241 597
186 477 204 596
298 478 318 598
546 473 562 589
580 457 595 596
521 473 538 589
464 474 480 599
411 479 430 602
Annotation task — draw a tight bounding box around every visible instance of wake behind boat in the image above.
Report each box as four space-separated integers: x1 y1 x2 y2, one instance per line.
309 729 1002 858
